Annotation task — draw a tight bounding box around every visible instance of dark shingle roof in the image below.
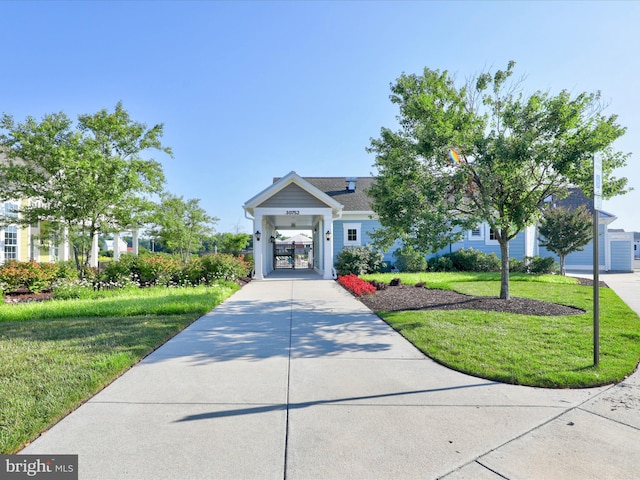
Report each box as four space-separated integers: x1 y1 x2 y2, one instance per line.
304 177 375 211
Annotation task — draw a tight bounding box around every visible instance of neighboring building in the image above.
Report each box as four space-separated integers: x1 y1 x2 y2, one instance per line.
1 199 71 264
243 171 634 278
634 232 640 259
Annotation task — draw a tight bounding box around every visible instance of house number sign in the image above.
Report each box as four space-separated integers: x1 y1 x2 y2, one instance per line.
285 210 300 215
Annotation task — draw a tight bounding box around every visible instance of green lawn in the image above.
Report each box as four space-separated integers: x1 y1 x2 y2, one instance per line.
0 283 239 454
362 272 640 389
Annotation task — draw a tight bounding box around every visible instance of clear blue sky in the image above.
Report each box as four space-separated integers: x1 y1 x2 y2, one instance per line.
2 1 639 234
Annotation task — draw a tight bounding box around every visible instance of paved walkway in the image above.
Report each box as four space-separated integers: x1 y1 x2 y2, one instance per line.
22 270 640 479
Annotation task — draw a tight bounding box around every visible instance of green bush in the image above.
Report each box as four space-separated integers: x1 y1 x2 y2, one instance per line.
199 254 248 282
136 253 182 286
427 255 454 272
527 256 559 274
102 254 139 286
447 248 501 272
509 256 559 275
0 260 59 293
335 246 384 276
393 246 428 272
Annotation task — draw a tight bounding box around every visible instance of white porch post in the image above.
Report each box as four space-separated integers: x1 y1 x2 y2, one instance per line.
61 227 70 261
323 214 334 279
132 228 139 256
89 232 99 268
254 215 264 280
113 233 121 261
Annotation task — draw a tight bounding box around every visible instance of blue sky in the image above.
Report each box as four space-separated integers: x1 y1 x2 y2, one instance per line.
2 1 639 234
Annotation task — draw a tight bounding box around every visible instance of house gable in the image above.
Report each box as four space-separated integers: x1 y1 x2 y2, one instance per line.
257 183 330 209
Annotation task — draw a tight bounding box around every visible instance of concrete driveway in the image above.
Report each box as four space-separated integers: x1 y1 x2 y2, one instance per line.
21 269 640 479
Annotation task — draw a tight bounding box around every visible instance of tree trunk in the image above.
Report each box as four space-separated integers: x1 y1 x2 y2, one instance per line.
499 239 510 300
560 254 566 276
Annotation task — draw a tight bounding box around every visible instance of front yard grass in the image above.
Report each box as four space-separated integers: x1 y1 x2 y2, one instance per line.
362 273 640 388
0 283 239 454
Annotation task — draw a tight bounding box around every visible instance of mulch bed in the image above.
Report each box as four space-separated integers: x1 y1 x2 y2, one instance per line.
358 277 602 316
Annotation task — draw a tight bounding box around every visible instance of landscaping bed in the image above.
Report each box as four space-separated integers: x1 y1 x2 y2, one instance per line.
355 276 600 316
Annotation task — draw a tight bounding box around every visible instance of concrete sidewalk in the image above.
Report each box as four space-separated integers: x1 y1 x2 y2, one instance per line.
22 270 640 479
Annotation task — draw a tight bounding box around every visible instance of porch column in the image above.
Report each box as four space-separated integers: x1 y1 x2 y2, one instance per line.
113 233 121 261
323 214 334 279
89 232 99 268
132 228 139 255
253 214 264 280
61 227 70 261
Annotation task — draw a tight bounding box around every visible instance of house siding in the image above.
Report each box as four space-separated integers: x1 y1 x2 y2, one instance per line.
258 183 330 208
332 218 382 261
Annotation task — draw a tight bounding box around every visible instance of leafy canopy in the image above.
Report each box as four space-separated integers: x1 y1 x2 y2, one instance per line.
368 61 628 299
0 102 171 274
148 193 218 263
539 205 593 275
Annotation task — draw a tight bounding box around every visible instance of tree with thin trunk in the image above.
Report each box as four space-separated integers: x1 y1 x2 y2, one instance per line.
368 61 629 299
538 205 593 275
148 193 218 263
0 103 170 277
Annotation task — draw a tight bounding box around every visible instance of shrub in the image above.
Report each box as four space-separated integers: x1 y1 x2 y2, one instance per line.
102 254 139 286
393 246 428 272
447 248 501 272
415 282 427 288
136 253 182 286
200 254 249 282
335 246 384 276
427 255 454 272
0 260 58 294
509 256 559 275
527 256 559 275
337 274 377 297
389 277 402 286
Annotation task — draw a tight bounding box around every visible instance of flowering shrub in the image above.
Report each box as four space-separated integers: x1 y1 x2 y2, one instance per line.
136 253 182 286
337 274 377 297
0 260 59 293
199 254 249 282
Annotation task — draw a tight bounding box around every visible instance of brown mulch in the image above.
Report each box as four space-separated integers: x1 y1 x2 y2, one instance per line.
359 277 603 316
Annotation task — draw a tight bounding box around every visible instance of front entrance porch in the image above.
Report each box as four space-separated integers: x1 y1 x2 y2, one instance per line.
243 172 343 280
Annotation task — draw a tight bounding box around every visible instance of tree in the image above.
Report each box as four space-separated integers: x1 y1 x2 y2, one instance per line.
214 232 251 256
149 193 218 262
538 205 592 275
0 103 170 276
368 62 629 299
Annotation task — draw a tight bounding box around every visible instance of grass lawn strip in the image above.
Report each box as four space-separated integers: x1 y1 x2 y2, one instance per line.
362 273 640 389
0 283 239 454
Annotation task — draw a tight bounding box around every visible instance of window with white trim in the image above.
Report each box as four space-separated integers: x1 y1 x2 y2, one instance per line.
343 223 362 247
4 225 17 260
469 225 483 240
3 203 19 261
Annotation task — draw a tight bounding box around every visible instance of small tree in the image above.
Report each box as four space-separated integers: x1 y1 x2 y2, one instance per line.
538 205 592 275
368 61 629 299
0 103 170 277
149 193 218 263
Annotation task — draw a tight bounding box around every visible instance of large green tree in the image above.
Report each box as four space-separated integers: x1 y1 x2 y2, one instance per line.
148 193 218 262
0 102 170 276
368 62 629 299
539 205 593 276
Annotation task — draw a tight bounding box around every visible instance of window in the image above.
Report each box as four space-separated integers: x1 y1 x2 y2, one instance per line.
469 226 483 240
343 223 362 247
489 229 498 241
5 225 17 260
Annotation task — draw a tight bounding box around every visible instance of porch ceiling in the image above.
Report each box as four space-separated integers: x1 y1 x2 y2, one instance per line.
266 213 319 229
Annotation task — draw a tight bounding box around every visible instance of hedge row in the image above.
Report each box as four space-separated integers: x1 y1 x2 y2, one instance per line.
0 253 252 296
